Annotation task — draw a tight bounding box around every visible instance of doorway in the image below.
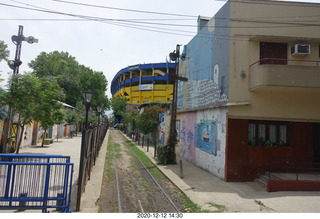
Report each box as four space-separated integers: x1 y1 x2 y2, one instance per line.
313 124 320 162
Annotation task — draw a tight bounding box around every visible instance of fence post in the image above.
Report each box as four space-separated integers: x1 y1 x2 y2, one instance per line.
142 135 144 148
76 129 86 212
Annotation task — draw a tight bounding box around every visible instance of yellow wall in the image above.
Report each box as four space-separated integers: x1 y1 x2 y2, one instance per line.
228 0 320 122
114 84 173 105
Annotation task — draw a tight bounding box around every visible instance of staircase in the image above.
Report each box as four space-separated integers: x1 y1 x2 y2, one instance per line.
254 172 281 188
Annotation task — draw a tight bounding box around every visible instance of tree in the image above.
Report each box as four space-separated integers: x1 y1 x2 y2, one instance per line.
111 96 127 123
137 104 165 134
123 109 139 131
28 51 110 110
0 40 9 120
6 73 40 153
64 107 81 137
33 76 65 147
79 65 110 111
0 40 9 62
29 51 82 107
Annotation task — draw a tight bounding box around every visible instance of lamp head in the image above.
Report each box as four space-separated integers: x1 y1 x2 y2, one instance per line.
83 91 94 105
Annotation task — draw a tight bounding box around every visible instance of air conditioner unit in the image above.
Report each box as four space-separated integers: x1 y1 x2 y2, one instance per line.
291 44 310 55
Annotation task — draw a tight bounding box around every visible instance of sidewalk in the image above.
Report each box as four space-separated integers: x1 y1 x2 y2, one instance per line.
12 129 320 213
125 133 320 213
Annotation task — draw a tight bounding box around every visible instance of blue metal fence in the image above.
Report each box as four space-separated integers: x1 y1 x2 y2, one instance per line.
0 154 73 213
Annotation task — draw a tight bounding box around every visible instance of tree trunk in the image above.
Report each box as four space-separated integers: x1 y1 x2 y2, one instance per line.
16 124 24 154
41 129 47 147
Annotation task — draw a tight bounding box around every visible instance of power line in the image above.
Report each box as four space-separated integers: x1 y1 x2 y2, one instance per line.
1 1 319 42
50 0 198 18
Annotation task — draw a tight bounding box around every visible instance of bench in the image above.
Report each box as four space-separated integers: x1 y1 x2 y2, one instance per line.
43 138 53 145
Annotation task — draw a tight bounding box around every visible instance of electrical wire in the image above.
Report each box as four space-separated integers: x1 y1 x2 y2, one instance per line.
1 0 319 41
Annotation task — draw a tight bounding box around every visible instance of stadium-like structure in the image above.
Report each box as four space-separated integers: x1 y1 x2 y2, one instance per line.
111 63 175 105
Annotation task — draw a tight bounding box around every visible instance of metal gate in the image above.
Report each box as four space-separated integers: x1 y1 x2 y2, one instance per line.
0 154 74 212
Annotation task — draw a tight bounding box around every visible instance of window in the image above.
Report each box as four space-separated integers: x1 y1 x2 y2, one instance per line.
260 42 287 65
248 120 291 147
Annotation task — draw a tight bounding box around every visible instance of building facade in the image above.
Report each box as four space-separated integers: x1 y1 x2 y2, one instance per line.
111 63 175 105
175 0 320 181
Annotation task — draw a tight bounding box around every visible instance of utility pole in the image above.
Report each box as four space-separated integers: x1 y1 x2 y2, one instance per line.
166 44 188 164
3 25 38 153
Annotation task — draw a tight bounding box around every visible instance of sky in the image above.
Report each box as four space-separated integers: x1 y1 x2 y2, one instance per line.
0 0 225 97
1 0 320 101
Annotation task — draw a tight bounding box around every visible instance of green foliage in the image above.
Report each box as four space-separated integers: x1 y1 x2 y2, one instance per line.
123 109 139 131
28 51 110 110
0 40 9 62
32 75 65 130
156 144 166 164
111 96 127 121
64 108 80 126
137 104 165 134
0 89 7 120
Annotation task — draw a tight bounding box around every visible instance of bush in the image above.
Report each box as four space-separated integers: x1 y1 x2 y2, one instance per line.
157 144 166 164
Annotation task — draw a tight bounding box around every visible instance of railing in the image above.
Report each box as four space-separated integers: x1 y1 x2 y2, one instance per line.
0 155 73 213
268 156 320 181
76 123 109 211
250 58 320 67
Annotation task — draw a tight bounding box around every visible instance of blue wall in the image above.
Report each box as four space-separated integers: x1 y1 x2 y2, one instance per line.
180 2 230 110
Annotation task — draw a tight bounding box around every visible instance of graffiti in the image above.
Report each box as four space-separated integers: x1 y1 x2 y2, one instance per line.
180 112 197 164
180 125 195 163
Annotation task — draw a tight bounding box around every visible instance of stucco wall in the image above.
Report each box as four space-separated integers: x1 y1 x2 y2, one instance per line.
179 107 227 179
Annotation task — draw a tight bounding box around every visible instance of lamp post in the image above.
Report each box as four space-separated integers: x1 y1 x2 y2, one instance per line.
83 91 94 129
76 91 94 211
97 106 103 126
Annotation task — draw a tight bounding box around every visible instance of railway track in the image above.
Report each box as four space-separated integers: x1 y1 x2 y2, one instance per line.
97 129 185 213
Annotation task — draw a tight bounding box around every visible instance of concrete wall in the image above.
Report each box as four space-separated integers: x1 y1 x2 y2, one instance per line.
178 107 227 179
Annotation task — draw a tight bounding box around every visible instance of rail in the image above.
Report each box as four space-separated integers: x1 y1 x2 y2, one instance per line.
268 156 320 181
250 58 320 67
0 155 73 213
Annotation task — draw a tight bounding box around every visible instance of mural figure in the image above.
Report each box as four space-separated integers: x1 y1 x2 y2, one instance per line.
195 120 217 156
159 113 165 145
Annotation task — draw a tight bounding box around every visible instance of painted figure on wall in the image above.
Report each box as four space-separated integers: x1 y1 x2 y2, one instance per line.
180 112 197 164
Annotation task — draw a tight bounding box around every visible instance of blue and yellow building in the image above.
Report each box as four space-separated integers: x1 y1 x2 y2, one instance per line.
111 63 175 105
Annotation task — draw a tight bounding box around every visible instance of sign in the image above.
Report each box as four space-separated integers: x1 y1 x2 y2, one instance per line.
139 84 153 91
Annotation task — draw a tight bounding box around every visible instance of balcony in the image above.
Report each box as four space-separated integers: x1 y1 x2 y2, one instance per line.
249 58 320 91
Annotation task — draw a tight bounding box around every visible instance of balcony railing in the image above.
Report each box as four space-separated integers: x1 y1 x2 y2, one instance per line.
250 58 320 67
249 58 320 91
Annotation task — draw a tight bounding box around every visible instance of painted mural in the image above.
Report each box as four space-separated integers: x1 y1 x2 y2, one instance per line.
22 124 34 147
159 113 165 145
194 120 217 156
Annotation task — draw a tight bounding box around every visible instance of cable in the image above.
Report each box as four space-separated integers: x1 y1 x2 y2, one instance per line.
1 1 319 42
50 0 197 18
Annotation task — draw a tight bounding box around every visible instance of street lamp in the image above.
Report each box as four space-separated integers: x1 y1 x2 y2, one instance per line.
76 91 94 211
97 106 103 126
83 91 94 129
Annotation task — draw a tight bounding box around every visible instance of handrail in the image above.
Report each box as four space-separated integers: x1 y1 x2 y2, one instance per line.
268 156 320 181
250 58 320 67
